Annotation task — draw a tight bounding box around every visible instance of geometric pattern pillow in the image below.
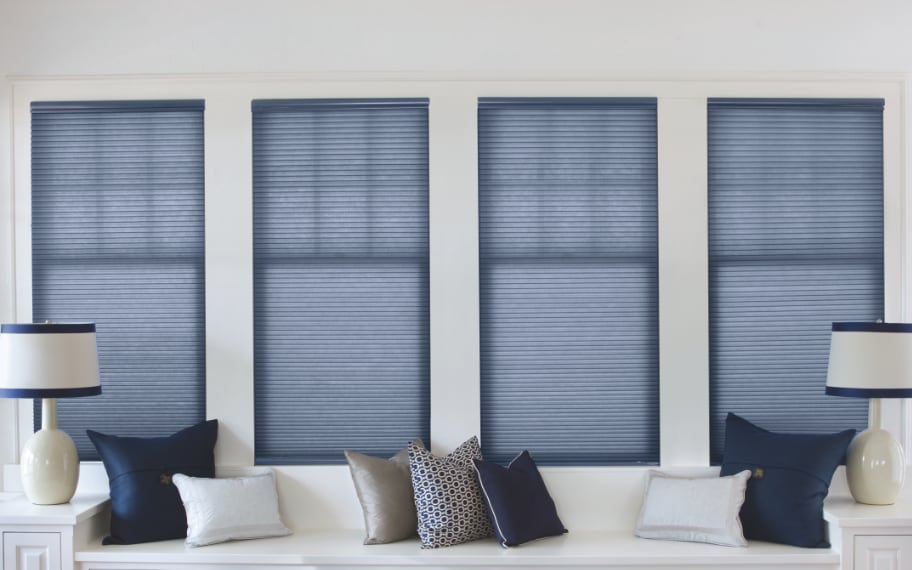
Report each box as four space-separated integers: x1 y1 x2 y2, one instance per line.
408 436 494 548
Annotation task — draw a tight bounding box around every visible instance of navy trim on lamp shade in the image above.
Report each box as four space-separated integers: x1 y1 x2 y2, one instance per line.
832 322 912 334
826 386 912 398
0 386 102 398
1 323 96 334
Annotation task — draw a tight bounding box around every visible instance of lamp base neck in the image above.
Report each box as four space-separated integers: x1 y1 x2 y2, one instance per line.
41 398 58 431
868 398 883 430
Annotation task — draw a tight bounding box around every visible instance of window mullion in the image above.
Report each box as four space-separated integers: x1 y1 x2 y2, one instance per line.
657 97 710 467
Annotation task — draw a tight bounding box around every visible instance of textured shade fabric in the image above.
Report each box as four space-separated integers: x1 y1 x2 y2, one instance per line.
252 99 430 464
87 419 218 545
173 472 291 547
719 413 854 548
478 97 659 466
31 100 206 460
473 450 567 547
707 98 883 463
635 470 750 547
344 439 424 544
409 437 493 548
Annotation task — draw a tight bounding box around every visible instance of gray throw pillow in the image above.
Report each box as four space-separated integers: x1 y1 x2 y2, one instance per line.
344 439 424 545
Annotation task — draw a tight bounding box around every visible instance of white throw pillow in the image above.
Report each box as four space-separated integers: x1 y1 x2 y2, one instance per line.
172 471 291 547
635 469 751 547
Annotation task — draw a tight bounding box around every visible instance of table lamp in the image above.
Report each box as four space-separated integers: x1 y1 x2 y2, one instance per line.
0 322 101 504
825 321 912 505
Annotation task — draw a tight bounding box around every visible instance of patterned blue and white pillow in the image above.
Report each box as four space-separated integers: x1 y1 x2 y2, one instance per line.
408 436 494 548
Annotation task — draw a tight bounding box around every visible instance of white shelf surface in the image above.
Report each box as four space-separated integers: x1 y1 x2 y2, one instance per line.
824 497 912 528
0 492 109 525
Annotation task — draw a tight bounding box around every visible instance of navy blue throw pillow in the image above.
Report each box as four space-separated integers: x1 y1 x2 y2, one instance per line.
87 419 218 545
473 450 567 547
719 413 854 548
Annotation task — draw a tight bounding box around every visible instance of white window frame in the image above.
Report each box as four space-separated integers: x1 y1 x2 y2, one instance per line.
2 74 907 471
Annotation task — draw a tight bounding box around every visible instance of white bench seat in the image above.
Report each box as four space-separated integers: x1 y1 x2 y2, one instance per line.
76 529 840 570
54 464 854 570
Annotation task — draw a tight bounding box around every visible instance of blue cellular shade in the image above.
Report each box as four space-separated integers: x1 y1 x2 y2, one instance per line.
708 98 883 463
252 98 430 464
30 100 206 460
478 97 659 465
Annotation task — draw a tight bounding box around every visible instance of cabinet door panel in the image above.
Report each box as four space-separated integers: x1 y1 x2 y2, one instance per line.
2 532 62 570
855 535 912 570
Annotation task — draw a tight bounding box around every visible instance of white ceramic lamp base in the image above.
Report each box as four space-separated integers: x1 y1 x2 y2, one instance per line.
20 399 79 505
846 426 905 505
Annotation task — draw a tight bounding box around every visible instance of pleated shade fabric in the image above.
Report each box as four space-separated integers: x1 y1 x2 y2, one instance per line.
478 98 659 465
708 98 884 463
252 99 430 464
30 100 206 460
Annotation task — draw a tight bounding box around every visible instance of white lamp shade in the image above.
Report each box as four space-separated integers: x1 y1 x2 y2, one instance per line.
0 323 101 398
825 322 912 398
825 322 912 505
0 322 101 504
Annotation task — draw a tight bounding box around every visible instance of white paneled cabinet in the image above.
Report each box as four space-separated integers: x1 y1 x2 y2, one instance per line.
854 535 912 570
0 493 108 570
3 532 61 570
826 498 912 570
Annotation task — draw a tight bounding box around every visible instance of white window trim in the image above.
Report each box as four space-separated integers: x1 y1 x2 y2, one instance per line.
2 73 907 470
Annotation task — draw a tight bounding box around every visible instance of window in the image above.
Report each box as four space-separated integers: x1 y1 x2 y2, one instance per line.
478 98 659 465
30 100 207 459
708 98 884 462
252 99 430 464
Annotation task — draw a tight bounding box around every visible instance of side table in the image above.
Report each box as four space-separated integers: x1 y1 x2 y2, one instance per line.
825 496 912 570
0 493 109 570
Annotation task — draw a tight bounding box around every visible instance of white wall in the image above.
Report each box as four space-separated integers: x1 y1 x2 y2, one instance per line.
2 0 912 75
1 0 912 493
